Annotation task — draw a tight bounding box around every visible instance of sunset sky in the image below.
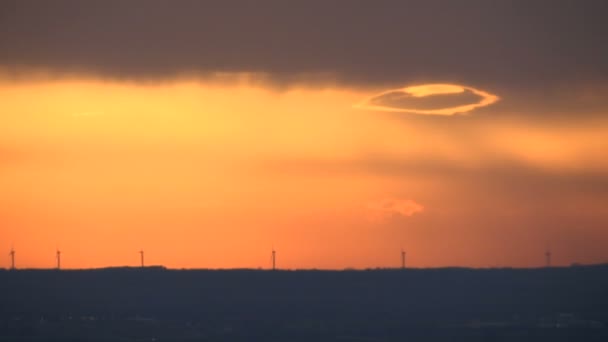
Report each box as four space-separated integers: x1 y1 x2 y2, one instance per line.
1 0 608 269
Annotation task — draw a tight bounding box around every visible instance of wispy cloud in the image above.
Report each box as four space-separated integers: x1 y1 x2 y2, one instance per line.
366 198 424 222
354 83 499 115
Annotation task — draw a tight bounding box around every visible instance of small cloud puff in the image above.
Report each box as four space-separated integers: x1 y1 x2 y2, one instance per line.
366 198 424 222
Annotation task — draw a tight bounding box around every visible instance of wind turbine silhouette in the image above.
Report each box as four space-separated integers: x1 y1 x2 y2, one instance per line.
56 249 61 270
271 246 276 271
9 246 15 270
139 250 144 268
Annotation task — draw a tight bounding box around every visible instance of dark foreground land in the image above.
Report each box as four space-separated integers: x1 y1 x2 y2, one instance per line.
1 265 608 341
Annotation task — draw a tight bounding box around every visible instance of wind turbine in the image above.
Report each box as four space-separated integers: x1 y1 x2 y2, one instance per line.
139 250 144 268
401 248 406 269
9 246 15 270
271 246 276 271
56 249 61 270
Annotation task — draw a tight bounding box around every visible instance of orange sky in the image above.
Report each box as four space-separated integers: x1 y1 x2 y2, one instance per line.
1 77 607 269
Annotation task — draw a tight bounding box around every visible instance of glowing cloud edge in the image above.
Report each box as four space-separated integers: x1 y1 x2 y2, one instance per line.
353 83 500 116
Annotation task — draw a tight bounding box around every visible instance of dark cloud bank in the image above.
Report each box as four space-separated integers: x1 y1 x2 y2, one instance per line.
1 0 608 90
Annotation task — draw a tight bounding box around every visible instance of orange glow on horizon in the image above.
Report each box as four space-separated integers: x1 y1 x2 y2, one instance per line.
1 77 607 270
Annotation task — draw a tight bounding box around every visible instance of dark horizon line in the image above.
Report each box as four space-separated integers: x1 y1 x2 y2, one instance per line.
2 263 607 272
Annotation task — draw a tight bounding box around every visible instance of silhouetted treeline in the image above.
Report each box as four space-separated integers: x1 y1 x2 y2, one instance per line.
0 265 607 341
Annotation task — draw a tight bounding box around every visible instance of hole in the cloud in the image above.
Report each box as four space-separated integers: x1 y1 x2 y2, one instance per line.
354 83 499 116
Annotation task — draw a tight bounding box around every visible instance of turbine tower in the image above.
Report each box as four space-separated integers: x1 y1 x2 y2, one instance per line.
271 247 276 271
139 250 144 268
9 246 15 270
401 249 406 269
545 247 552 268
56 249 61 270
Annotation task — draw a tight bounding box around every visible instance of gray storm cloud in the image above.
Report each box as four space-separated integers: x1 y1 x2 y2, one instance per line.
0 0 607 91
